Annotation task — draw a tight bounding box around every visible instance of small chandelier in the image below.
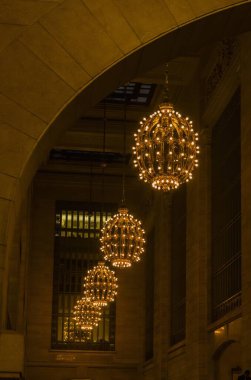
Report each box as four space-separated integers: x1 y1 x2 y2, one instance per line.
100 87 146 268
132 65 199 191
73 297 102 330
100 207 145 268
64 319 92 341
83 262 118 307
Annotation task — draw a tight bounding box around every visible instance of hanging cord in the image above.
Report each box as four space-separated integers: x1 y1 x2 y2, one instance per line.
162 63 170 103
121 84 127 207
101 99 106 214
88 161 93 216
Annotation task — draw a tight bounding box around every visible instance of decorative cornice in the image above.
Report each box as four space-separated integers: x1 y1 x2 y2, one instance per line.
205 39 238 103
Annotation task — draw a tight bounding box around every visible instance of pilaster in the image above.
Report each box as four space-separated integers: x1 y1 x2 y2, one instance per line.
186 127 211 379
240 31 251 368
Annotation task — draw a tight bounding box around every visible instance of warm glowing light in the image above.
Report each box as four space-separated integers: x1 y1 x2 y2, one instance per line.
214 326 225 336
83 262 118 307
63 319 92 342
132 102 199 191
100 207 145 268
73 297 102 330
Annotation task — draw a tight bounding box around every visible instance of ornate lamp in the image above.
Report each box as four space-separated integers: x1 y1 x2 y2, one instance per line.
83 262 118 307
132 65 199 191
73 297 102 330
100 86 146 268
64 318 92 342
100 207 145 267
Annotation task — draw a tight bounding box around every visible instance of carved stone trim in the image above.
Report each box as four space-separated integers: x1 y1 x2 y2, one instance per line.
205 39 238 103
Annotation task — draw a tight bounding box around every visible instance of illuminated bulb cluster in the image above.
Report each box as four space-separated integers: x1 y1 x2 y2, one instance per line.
84 262 118 307
73 297 102 330
100 207 145 268
63 319 92 342
132 102 200 191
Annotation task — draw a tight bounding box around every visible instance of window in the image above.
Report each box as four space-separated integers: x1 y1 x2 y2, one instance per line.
103 82 156 106
51 202 117 350
211 89 241 321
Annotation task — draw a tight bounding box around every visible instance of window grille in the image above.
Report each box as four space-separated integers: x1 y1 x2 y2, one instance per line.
211 89 241 321
52 202 116 350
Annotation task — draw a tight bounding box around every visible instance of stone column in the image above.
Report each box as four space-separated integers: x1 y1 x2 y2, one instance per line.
153 193 172 380
240 32 251 368
185 127 211 379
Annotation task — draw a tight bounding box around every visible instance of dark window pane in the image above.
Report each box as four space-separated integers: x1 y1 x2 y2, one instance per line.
51 202 117 350
211 89 241 321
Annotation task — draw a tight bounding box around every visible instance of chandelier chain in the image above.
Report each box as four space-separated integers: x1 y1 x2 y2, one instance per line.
121 84 127 206
163 63 170 103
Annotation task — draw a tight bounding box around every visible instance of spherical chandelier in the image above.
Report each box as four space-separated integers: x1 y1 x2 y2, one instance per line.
73 297 102 330
83 262 118 307
64 319 92 342
132 66 199 191
100 206 145 268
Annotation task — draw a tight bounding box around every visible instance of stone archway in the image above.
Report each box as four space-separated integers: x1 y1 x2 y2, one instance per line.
213 340 242 380
1 0 251 327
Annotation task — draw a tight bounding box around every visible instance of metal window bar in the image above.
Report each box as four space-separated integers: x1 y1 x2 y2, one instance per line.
52 202 116 350
211 89 241 322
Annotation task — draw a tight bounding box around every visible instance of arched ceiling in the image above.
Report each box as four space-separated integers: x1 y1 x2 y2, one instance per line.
0 0 251 262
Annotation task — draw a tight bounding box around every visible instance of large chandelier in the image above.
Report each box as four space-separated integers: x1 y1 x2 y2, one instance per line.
83 262 118 307
100 207 145 268
132 66 199 191
73 297 102 330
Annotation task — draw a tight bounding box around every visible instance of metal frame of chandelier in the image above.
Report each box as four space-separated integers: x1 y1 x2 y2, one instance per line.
132 65 200 191
73 297 102 330
100 86 146 268
83 261 118 307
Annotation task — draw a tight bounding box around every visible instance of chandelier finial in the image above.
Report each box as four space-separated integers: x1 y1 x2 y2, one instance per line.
162 63 170 104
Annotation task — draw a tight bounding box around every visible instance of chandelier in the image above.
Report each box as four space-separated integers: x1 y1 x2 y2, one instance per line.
73 297 102 330
64 318 92 342
132 66 199 191
99 86 146 268
100 207 145 268
83 262 118 307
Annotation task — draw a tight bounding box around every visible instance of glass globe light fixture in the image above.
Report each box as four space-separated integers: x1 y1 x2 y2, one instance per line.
132 66 200 191
100 207 145 268
73 297 102 330
83 262 118 307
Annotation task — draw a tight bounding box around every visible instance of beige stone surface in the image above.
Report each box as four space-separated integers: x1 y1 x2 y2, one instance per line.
0 94 46 139
163 0 196 25
0 174 17 202
20 23 91 91
0 41 74 122
0 121 36 178
40 0 123 76
0 198 12 244
187 0 247 16
0 24 25 53
0 331 24 372
0 243 6 270
115 0 177 43
0 0 59 26
83 0 141 53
